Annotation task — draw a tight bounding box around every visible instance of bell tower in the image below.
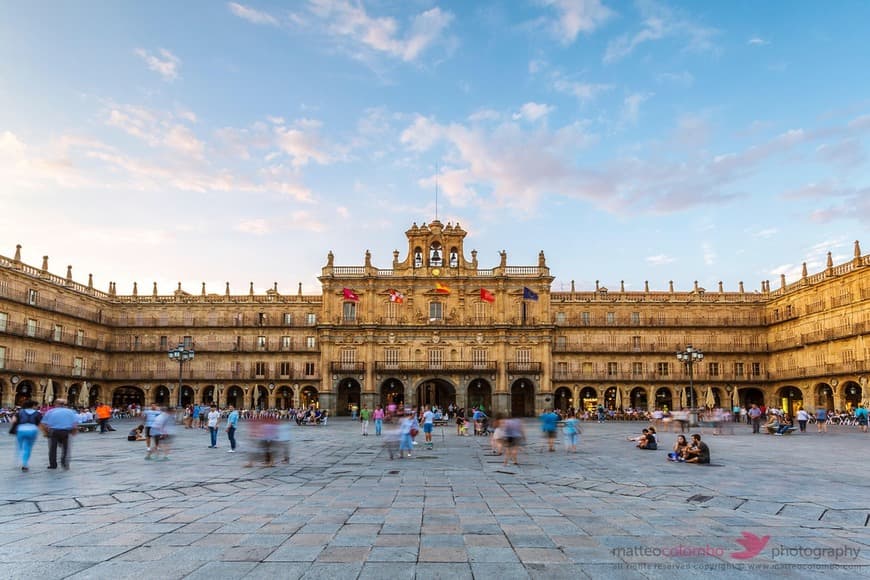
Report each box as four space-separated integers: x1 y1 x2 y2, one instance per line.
394 220 471 275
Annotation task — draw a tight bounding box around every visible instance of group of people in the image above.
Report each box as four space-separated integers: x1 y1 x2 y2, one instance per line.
626 425 710 463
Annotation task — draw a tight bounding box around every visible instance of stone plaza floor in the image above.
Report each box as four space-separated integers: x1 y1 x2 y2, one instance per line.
1 416 868 579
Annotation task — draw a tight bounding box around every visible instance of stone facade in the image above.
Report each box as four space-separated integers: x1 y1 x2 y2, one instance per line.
1 223 868 416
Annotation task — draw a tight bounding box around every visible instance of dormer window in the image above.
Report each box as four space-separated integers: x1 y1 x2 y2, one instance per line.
429 242 443 267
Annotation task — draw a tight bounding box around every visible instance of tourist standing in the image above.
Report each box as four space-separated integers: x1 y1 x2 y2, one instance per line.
815 407 828 434
373 405 385 436
11 400 42 471
40 399 78 470
207 405 221 447
422 406 435 449
855 404 869 433
748 404 762 434
226 405 239 452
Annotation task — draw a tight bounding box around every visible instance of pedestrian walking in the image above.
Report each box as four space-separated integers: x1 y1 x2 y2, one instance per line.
207 405 221 447
40 399 78 470
148 407 174 461
540 408 559 452
95 401 113 433
360 405 371 436
815 407 828 433
226 405 239 452
796 407 809 432
422 405 435 449
563 412 581 453
10 400 42 471
142 403 161 453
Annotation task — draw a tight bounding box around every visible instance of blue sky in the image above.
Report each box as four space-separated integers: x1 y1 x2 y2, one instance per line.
1 0 868 295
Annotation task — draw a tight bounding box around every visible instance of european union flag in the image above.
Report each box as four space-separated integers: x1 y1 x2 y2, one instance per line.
523 286 539 301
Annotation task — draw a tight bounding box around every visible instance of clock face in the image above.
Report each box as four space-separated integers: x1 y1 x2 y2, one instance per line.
431 268 441 276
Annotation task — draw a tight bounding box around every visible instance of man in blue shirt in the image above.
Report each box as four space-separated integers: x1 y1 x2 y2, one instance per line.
539 409 559 452
40 398 79 470
226 405 239 452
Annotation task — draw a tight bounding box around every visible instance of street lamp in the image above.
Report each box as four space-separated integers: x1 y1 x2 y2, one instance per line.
168 344 194 408
676 345 703 409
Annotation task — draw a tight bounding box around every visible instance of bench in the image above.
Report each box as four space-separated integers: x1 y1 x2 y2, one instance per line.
78 422 98 432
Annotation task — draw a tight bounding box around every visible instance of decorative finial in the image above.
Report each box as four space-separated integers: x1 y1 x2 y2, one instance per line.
249 281 254 296
694 280 699 291
365 250 372 267
202 282 206 296
14 244 21 261
738 281 744 293
66 265 72 280
826 251 833 269
669 280 674 293
780 273 786 289
88 273 93 289
802 262 808 278
42 255 49 271
855 240 861 258
326 251 334 267
644 280 649 292
620 280 625 292
225 282 230 297
298 282 302 295
273 282 278 292
133 282 138 296
571 280 575 293
718 281 723 293
153 281 158 296
595 280 600 291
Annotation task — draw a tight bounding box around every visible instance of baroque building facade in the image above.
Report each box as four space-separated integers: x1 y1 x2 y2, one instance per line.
1 221 868 417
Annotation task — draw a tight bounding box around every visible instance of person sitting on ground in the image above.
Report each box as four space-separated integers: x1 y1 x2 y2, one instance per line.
638 427 658 450
668 434 689 461
127 424 146 441
684 433 710 464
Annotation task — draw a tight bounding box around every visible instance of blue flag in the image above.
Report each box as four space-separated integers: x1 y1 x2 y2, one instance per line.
523 286 539 301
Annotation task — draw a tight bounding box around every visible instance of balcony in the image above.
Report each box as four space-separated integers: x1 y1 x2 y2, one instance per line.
0 320 101 349
329 362 366 374
373 361 498 374
550 368 763 383
506 362 542 375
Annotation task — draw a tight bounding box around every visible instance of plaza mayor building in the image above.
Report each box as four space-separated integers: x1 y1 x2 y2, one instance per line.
1 220 868 417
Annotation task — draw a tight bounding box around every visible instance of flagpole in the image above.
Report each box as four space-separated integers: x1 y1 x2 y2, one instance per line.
434 162 439 221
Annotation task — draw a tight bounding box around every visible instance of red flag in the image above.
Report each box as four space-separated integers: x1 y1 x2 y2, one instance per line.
342 288 359 301
435 282 451 294
480 288 495 303
389 289 404 303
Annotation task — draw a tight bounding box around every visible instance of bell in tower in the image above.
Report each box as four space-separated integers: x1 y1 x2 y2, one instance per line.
429 242 443 267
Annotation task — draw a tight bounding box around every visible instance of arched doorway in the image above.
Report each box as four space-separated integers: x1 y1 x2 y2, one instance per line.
276 386 293 409
814 383 833 410
604 386 617 410
86 384 100 408
416 379 456 411
337 378 361 415
202 385 216 405
741 387 765 408
467 379 492 412
579 386 598 411
842 381 862 410
112 386 145 408
301 386 319 408
654 387 672 411
180 385 194 407
683 386 698 409
226 385 244 408
709 387 723 408
67 383 82 407
253 385 269 409
629 386 647 410
381 380 405 408
510 379 534 417
154 385 170 406
777 386 803 417
15 381 36 406
554 387 572 412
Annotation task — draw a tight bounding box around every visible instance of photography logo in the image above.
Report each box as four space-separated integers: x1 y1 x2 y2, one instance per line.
731 532 770 560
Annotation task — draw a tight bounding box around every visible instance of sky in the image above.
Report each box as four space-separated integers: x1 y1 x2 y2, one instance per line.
1 0 868 296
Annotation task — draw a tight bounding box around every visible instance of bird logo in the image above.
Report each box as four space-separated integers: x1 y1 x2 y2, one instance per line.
731 531 770 559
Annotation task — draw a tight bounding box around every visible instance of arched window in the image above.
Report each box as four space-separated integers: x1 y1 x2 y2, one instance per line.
449 247 459 268
414 247 423 268
429 242 443 267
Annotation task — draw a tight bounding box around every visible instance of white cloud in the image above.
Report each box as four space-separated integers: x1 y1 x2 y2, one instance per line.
751 228 779 239
747 37 770 46
538 0 614 44
702 242 716 266
646 254 675 265
553 78 614 101
106 104 205 159
236 219 271 235
134 48 181 81
274 120 331 167
227 2 279 26
622 92 653 124
468 109 501 123
307 0 454 62
604 1 718 63
512 102 554 122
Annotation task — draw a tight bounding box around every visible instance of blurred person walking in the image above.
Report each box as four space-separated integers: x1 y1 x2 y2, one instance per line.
40 399 78 470
10 400 42 471
226 405 239 452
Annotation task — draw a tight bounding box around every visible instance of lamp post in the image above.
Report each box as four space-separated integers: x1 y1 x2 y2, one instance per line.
168 344 194 408
676 345 703 409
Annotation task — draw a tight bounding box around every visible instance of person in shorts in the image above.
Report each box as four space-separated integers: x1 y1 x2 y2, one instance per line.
539 409 559 452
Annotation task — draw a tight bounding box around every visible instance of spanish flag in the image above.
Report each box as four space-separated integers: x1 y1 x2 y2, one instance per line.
389 289 404 303
342 287 360 301
435 282 451 295
480 288 495 303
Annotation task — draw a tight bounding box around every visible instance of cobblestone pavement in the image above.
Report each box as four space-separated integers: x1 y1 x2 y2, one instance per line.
1 417 868 579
